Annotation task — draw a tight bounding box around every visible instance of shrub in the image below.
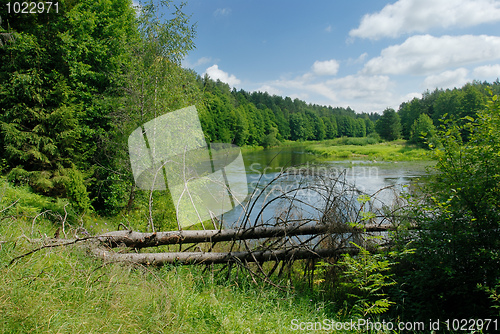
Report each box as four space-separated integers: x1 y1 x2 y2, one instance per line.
394 90 500 320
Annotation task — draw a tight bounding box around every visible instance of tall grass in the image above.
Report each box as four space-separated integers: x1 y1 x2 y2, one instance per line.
0 230 351 333
1 179 379 333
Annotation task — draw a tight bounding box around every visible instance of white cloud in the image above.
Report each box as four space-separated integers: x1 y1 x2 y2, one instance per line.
254 85 282 96
182 57 213 69
402 92 423 102
325 25 332 33
204 65 241 87
326 75 391 99
363 35 500 75
347 53 368 65
257 74 399 113
422 68 470 90
214 8 231 17
473 64 500 79
312 59 340 76
350 0 500 40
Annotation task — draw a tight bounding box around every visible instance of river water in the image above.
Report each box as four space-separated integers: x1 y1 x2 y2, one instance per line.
221 146 433 228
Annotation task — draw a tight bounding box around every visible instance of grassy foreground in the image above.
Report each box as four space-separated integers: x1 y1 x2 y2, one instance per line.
0 139 432 333
1 239 324 333
0 179 370 334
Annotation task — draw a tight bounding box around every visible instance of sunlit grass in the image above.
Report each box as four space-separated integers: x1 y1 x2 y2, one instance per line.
0 180 375 333
0 227 351 333
306 140 432 161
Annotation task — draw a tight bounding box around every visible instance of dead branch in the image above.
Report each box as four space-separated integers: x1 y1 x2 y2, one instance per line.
33 222 405 249
7 237 94 266
93 246 359 266
0 198 19 213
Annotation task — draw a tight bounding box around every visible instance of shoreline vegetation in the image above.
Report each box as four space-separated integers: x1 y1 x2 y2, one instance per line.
241 138 433 162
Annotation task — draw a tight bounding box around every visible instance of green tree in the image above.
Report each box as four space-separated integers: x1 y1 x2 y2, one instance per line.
246 104 265 145
398 98 421 139
395 90 500 320
354 118 366 137
375 108 401 141
274 107 290 140
92 0 197 216
337 115 355 137
322 116 338 139
289 113 306 141
233 105 249 146
364 118 375 135
0 0 139 211
261 127 280 148
432 88 462 124
409 113 436 148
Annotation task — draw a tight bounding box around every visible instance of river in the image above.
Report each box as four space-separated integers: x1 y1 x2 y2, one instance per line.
221 146 433 228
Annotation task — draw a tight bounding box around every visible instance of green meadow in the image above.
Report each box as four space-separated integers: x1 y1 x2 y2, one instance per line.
305 138 432 161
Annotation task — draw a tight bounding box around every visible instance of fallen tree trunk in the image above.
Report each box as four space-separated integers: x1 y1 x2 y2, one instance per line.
97 223 397 249
93 246 357 265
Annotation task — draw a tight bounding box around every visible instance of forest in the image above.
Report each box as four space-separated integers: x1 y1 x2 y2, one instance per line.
1 0 500 332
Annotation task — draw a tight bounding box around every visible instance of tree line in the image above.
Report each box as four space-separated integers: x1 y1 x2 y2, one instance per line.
198 76 377 147
375 80 500 145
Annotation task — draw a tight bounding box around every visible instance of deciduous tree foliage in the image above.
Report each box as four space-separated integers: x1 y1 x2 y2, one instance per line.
409 113 436 148
397 80 499 142
395 90 500 320
197 81 378 146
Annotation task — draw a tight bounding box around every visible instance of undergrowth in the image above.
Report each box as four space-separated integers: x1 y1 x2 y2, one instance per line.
0 178 391 333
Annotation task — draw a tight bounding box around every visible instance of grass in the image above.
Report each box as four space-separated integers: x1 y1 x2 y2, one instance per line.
0 178 381 334
0 225 353 333
305 139 433 161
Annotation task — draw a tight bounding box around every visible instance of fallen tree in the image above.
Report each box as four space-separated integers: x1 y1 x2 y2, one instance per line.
95 222 398 249
7 168 411 289
93 246 358 265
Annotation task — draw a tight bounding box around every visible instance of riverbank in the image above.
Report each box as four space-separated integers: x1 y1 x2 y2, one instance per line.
242 138 433 162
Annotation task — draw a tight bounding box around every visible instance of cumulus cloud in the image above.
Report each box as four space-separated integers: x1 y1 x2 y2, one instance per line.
257 73 399 113
182 57 213 69
312 59 340 76
347 53 368 65
350 0 500 40
214 8 231 17
363 35 500 75
422 68 470 90
473 64 500 79
254 85 283 96
204 65 241 87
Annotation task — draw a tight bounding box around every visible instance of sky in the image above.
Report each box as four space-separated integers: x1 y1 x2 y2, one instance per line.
177 0 500 114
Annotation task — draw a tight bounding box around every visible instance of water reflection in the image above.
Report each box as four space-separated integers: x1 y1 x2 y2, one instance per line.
221 147 433 228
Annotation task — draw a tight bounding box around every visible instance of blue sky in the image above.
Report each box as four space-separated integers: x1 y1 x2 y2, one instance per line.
177 0 500 114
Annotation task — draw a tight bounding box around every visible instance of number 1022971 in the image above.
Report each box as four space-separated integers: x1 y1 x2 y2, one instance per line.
6 2 59 14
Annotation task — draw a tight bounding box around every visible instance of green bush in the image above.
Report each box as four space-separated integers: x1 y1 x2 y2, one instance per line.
394 90 500 320
64 167 92 214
